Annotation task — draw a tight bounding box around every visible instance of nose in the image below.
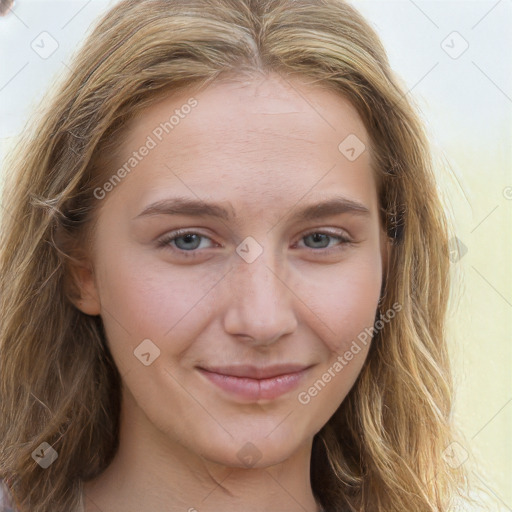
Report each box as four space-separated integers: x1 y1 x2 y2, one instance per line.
222 247 298 347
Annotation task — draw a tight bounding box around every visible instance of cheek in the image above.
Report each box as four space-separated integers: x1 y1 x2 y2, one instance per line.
93 245 230 374
294 257 381 420
294 250 383 355
326 275 380 353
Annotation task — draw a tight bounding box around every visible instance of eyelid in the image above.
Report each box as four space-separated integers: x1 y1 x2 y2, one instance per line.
293 228 354 253
300 227 352 241
156 228 219 252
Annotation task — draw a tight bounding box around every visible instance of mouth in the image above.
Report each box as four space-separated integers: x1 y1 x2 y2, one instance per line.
196 364 313 401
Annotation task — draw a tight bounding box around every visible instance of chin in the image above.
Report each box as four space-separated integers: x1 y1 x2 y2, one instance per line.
190 425 311 470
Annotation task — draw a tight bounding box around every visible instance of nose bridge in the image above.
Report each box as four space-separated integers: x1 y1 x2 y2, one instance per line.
223 239 297 343
236 246 283 305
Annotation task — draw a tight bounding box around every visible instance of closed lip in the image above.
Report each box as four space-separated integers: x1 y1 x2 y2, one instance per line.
196 364 312 380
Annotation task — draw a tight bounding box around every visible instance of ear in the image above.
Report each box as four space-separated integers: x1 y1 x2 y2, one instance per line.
68 262 101 316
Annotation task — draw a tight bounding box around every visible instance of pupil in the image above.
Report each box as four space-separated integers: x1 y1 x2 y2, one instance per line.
310 233 328 248
178 234 199 250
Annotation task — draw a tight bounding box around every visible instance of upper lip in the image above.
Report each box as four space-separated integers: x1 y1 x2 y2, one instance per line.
197 364 312 380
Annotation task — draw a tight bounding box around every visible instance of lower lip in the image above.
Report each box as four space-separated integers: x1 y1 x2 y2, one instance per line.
197 368 310 401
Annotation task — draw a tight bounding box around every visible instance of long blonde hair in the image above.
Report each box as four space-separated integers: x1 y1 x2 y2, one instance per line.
0 0 471 510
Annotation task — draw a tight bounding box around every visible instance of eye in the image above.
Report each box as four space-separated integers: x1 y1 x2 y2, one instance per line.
156 228 353 258
295 230 353 253
156 230 217 256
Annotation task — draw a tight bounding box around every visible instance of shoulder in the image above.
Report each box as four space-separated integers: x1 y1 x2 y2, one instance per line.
0 479 18 512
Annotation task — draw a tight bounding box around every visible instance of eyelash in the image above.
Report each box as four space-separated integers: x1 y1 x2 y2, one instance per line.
156 228 354 258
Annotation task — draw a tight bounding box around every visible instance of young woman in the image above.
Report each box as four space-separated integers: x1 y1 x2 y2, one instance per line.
0 0 479 510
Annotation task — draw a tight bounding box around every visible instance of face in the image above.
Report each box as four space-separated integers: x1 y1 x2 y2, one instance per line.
76 72 389 469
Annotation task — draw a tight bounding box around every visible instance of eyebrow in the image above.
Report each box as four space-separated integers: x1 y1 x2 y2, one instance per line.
133 195 371 222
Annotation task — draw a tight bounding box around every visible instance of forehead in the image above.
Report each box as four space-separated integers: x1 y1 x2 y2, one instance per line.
107 73 377 218
133 73 367 150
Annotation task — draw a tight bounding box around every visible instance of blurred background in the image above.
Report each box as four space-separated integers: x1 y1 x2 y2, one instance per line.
0 0 510 508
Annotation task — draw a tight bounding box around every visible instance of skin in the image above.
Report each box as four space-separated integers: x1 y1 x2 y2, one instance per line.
75 71 389 512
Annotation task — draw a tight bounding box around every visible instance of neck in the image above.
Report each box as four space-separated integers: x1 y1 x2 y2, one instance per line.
82 392 322 512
